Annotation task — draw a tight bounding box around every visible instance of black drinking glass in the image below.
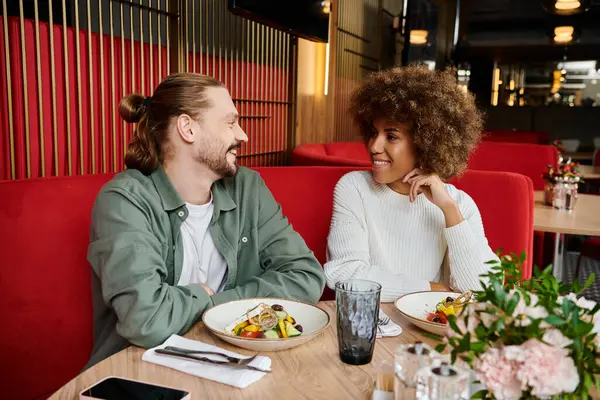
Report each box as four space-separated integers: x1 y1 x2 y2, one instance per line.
335 279 382 365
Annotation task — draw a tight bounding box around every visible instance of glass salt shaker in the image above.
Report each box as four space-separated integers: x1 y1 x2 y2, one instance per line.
415 362 470 400
394 342 436 400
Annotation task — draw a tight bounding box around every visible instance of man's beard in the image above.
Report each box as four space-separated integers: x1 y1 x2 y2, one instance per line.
195 140 240 178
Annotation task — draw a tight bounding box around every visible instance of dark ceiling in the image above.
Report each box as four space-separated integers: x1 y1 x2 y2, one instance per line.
456 0 600 63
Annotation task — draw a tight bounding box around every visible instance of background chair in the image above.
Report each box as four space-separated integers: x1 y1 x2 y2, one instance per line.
291 142 371 167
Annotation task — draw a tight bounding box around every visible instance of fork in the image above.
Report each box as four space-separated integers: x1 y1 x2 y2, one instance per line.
154 348 271 373
164 346 256 363
378 315 390 326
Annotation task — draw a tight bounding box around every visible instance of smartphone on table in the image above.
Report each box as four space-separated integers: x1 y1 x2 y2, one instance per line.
79 376 190 400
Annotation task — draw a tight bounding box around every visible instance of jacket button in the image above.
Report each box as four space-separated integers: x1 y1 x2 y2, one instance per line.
241 237 248 243
177 210 184 218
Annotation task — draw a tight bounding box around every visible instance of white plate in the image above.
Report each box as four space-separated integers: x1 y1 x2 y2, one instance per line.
394 291 462 336
202 298 331 352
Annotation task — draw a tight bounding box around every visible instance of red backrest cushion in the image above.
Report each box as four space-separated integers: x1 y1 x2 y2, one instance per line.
483 130 549 145
594 149 600 167
449 170 534 279
324 142 370 161
0 173 113 400
468 142 558 190
291 143 371 167
253 166 368 300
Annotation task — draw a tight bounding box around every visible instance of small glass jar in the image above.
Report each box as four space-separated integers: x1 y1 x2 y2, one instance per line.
394 342 437 399
552 177 567 210
564 179 578 211
415 362 470 400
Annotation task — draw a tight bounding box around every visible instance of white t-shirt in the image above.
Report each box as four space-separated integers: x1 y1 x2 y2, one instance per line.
177 195 228 292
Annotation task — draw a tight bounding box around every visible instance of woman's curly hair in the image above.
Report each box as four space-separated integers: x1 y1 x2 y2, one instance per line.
349 65 484 179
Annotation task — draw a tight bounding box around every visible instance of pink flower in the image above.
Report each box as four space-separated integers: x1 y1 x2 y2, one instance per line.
474 347 522 400
517 339 579 397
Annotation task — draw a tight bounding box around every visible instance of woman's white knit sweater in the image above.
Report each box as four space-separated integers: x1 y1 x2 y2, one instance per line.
324 171 498 302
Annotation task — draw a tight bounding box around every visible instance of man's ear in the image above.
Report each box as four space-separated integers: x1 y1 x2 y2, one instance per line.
176 114 196 144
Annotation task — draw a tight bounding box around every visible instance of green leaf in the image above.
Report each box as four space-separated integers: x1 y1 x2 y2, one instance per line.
545 315 567 326
470 341 487 353
572 306 580 325
551 278 560 293
584 273 596 291
435 343 447 353
492 279 506 305
575 322 594 336
448 315 460 333
474 325 487 340
506 291 520 315
470 389 489 399
584 372 593 389
574 278 582 294
562 298 574 319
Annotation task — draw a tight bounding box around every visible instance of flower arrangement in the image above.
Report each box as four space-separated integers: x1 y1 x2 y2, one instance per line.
542 159 582 184
436 253 600 400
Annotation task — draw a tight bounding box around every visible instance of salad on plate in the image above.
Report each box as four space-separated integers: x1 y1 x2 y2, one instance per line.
426 291 472 324
224 302 303 339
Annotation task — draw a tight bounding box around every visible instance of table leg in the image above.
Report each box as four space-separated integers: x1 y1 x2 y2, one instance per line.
552 233 565 282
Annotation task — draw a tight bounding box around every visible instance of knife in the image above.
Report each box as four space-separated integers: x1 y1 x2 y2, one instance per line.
154 348 271 373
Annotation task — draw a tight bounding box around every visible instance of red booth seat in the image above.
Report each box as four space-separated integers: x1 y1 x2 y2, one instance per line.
468 142 558 191
0 167 533 399
483 130 549 145
467 141 558 269
291 142 371 167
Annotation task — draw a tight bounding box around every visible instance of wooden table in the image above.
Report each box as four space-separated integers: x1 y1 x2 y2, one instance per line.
49 302 439 400
580 165 600 180
534 191 600 280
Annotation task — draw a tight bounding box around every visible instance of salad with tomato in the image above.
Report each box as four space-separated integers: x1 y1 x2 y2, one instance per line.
225 303 303 339
426 291 472 324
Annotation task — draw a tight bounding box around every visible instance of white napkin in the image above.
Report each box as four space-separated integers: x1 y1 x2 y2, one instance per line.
376 309 402 338
141 334 271 389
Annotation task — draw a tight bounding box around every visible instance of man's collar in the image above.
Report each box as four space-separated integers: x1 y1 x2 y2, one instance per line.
150 164 236 212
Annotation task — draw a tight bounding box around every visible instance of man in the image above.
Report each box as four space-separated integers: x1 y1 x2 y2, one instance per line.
86 73 325 368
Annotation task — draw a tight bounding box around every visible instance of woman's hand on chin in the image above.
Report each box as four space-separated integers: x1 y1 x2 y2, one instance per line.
403 168 464 227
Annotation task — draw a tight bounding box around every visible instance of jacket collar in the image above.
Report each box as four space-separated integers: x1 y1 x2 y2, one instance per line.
150 164 236 213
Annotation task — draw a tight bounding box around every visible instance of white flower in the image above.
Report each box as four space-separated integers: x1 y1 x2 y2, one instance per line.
509 290 548 327
542 329 573 348
558 293 597 311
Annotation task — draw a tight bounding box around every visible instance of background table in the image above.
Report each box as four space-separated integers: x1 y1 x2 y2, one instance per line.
580 165 600 180
49 302 439 400
534 191 600 281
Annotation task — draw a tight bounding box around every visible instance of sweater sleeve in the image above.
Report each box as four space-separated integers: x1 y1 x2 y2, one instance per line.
324 174 431 302
443 189 499 292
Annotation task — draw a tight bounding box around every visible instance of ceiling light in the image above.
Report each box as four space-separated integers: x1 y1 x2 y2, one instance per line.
554 26 574 36
555 0 581 10
410 30 428 45
554 35 573 44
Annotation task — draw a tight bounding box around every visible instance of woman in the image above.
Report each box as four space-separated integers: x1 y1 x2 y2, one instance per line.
324 66 499 303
